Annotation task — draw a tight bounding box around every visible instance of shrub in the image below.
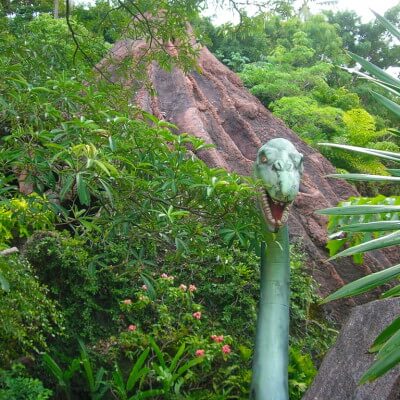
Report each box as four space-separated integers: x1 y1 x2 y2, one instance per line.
0 364 52 400
0 255 63 367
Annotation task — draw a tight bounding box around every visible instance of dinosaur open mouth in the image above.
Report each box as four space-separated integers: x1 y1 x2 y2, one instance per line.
259 188 292 230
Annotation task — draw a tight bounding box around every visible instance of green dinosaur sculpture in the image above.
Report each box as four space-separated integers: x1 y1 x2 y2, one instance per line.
250 138 304 400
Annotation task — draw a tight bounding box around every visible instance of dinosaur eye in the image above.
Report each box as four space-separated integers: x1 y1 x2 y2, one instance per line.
260 155 268 163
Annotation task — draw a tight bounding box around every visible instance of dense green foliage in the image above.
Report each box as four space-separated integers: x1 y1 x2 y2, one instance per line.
199 6 400 179
3 0 399 396
0 9 333 399
318 13 400 383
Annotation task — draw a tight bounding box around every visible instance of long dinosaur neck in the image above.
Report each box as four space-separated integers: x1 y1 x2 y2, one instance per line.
250 225 290 400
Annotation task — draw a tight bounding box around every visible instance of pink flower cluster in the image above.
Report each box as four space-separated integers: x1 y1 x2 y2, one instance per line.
141 284 148 291
123 299 132 305
127 324 136 331
192 311 202 320
195 349 205 357
211 335 224 343
210 334 231 354
161 273 174 280
179 283 197 292
189 284 197 292
194 336 231 359
222 344 231 354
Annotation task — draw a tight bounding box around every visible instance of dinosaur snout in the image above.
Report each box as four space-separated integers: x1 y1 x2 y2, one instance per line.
274 172 300 202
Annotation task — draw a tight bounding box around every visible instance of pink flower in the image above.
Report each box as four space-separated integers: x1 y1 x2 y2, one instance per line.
160 273 174 281
192 311 202 320
179 284 187 291
188 284 197 292
221 344 231 354
211 335 224 343
123 299 132 305
141 285 148 291
128 324 137 331
195 349 205 357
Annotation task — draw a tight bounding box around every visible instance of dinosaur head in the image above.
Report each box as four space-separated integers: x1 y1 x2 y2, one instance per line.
254 138 304 232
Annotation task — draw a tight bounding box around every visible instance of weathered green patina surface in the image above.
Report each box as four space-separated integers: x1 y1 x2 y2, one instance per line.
251 138 303 400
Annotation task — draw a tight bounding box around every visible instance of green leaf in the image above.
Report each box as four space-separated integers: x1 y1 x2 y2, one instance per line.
326 173 400 182
175 237 188 252
98 179 114 206
370 316 400 352
94 159 111 176
170 343 185 373
317 205 400 216
370 91 400 118
387 128 400 137
326 238 346 257
149 338 166 369
348 51 400 89
131 389 164 400
381 284 400 298
0 272 10 292
43 354 64 383
76 173 90 206
60 174 75 201
371 9 400 40
340 221 400 232
109 136 116 151
376 327 400 359
359 347 400 384
387 169 400 177
172 357 203 381
112 366 126 399
126 348 150 391
79 340 95 392
321 263 400 303
318 143 400 163
140 274 156 300
328 231 400 260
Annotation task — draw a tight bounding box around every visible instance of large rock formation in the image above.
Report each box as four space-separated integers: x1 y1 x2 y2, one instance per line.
303 298 400 400
98 40 399 322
